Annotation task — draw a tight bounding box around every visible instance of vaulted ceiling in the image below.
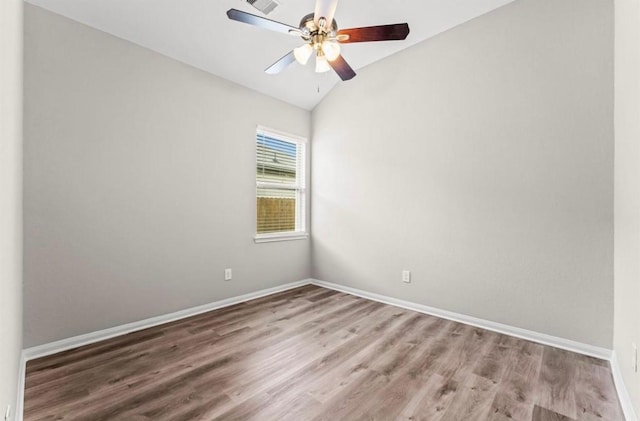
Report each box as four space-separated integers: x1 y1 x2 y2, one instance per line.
26 0 515 109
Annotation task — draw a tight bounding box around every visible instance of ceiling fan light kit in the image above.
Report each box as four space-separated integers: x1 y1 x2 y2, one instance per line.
315 53 332 73
293 43 313 65
226 0 410 81
321 40 341 61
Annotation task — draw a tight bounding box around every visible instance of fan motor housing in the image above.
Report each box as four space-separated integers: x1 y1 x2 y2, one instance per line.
298 12 337 35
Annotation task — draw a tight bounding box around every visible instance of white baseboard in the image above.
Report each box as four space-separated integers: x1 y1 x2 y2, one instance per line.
22 279 313 362
310 280 640 420
20 277 634 421
16 278 311 421
14 352 25 421
611 352 639 421
310 279 612 360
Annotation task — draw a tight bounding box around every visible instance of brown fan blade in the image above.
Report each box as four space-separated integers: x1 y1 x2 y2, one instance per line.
226 9 300 36
329 55 356 81
265 51 297 74
337 23 410 43
313 0 339 26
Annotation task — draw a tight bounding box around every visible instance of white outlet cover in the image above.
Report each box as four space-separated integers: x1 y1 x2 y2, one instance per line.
224 268 232 281
402 270 411 283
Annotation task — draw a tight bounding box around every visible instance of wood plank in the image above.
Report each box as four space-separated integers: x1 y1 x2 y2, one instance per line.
397 372 457 421
536 347 579 419
440 373 498 421
574 360 624 420
473 334 518 384
334 318 457 420
532 405 576 421
487 340 544 421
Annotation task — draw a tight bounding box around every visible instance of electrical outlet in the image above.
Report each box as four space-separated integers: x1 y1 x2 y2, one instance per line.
224 268 232 281
633 343 638 373
4 405 10 421
402 270 411 283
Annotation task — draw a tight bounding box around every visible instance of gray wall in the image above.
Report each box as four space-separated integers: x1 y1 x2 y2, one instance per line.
24 5 311 348
0 0 23 416
24 0 618 354
311 0 614 348
614 0 640 415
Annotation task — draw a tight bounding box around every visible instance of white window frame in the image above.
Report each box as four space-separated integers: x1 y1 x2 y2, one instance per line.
254 125 308 243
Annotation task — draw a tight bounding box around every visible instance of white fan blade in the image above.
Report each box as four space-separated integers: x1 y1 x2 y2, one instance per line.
314 0 339 27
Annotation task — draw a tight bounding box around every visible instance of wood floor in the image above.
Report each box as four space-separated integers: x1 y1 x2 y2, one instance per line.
24 285 624 421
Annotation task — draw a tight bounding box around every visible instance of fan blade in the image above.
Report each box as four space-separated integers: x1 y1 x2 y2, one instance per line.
337 23 410 43
226 9 300 36
314 0 339 26
265 51 297 74
329 55 356 81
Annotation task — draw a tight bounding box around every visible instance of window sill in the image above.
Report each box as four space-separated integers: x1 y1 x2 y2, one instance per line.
254 232 309 243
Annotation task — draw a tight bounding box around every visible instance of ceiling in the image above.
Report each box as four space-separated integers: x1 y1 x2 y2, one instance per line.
26 0 515 110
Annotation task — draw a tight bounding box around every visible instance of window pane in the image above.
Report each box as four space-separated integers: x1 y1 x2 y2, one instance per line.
257 187 296 233
255 127 305 237
257 135 298 184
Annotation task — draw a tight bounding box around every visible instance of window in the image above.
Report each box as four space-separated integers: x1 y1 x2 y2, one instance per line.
255 126 307 242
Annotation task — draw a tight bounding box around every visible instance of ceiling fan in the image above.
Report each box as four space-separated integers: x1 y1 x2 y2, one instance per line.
226 0 410 81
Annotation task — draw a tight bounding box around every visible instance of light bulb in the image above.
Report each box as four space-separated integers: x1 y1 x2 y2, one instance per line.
322 40 341 61
315 54 331 73
294 43 313 65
